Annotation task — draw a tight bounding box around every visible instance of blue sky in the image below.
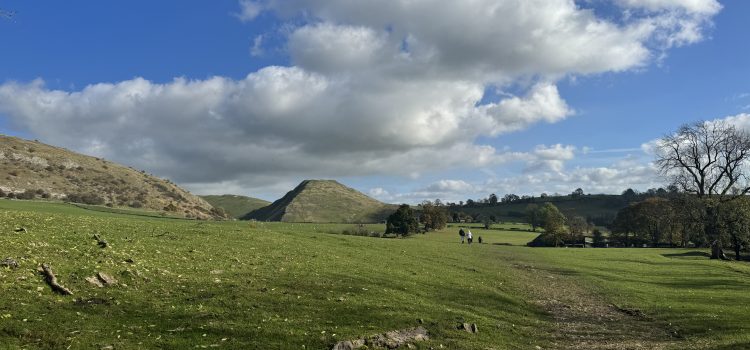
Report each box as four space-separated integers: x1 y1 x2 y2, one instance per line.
1 0 749 203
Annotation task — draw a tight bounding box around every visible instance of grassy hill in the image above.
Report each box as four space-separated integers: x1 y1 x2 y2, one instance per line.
0 135 219 219
244 179 396 223
200 194 270 219
1 200 749 349
452 194 634 225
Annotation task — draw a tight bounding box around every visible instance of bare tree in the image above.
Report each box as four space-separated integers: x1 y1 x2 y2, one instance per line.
655 120 750 259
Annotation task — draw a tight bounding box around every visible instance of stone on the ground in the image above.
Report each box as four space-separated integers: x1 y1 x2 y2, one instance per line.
458 322 478 333
332 327 428 350
86 276 104 288
0 258 19 269
96 272 118 286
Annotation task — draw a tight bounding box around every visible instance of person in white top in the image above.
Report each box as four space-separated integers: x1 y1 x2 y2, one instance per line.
467 230 473 244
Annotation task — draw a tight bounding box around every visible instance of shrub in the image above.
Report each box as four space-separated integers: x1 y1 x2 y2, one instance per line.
17 190 36 200
163 203 178 212
66 192 105 205
385 204 420 236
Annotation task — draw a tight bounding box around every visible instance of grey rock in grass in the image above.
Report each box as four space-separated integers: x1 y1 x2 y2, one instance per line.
0 258 19 269
331 339 365 350
332 326 428 350
96 272 118 286
458 322 478 333
85 276 104 288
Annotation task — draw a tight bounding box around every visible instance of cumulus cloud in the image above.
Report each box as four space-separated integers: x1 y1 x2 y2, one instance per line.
373 153 662 204
0 0 721 197
526 144 577 172
235 0 264 22
615 0 721 15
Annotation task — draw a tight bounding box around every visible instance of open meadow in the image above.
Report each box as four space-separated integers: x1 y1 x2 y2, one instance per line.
1 200 749 349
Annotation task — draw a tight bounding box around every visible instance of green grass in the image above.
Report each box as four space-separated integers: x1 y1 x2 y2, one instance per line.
1 200 749 349
245 180 396 223
200 195 270 219
452 194 628 223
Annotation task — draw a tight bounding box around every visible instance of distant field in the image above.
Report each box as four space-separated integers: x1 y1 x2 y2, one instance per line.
450 194 629 224
200 195 270 219
1 200 748 349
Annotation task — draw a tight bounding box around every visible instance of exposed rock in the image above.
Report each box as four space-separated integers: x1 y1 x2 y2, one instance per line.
86 276 104 288
93 234 109 248
332 327 429 350
331 339 365 350
38 264 73 295
458 322 478 333
97 272 118 286
0 258 19 269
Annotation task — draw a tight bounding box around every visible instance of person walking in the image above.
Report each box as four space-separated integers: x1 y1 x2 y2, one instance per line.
459 228 466 244
467 229 473 244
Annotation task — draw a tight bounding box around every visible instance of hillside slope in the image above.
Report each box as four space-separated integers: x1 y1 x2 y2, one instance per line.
244 180 395 223
0 135 218 219
201 194 270 219
450 194 633 225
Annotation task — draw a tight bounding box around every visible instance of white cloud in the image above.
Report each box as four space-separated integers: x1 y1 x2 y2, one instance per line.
0 1 722 197
424 180 476 194
235 0 264 22
526 144 577 172
250 35 265 57
615 0 721 15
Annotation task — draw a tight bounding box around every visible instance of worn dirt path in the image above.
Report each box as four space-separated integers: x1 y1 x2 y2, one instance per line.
510 262 702 350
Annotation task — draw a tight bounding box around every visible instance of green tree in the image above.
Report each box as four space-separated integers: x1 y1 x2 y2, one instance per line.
482 215 493 229
386 204 419 236
717 199 750 260
592 229 605 247
568 215 589 242
525 204 541 231
488 193 498 205
420 201 448 231
656 120 750 259
538 203 567 246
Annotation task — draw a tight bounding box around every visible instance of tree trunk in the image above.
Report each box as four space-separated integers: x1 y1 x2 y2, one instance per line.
732 236 742 261
734 244 741 261
711 240 729 260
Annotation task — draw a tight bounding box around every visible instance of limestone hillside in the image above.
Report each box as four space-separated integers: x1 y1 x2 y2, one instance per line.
0 135 220 219
200 194 271 219
244 180 396 223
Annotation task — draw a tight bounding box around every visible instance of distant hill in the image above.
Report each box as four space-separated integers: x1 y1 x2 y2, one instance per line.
0 135 220 219
450 194 636 226
244 180 395 223
201 194 270 219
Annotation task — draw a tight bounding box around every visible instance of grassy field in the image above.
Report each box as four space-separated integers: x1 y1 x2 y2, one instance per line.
1 200 749 349
200 195 270 219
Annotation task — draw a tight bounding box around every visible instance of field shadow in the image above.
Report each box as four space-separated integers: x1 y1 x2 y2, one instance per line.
661 251 711 259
